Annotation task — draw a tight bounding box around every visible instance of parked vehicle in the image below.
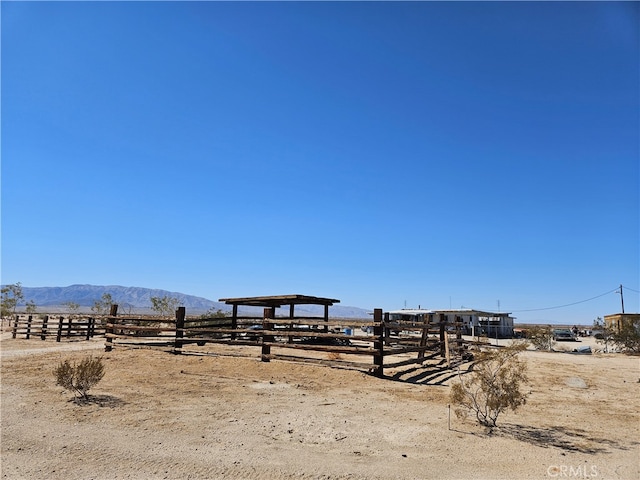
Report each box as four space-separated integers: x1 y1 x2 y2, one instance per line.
553 329 577 341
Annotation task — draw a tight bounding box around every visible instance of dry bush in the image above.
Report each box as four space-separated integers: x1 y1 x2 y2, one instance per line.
55 355 105 401
450 344 528 429
527 325 555 351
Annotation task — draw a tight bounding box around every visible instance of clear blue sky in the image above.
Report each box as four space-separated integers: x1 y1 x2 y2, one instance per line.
2 2 638 324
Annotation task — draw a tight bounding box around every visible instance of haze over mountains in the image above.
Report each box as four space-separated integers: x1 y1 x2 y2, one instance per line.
12 284 372 318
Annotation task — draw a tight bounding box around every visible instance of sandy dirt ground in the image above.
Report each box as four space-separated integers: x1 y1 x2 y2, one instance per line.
1 332 639 480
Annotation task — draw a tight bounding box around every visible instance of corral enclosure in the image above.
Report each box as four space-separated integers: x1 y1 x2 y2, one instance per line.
10 294 483 378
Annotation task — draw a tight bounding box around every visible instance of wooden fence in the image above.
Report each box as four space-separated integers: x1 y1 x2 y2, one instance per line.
103 306 475 377
10 314 104 342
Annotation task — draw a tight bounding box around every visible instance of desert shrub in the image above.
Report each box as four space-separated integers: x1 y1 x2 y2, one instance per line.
55 355 105 400
199 307 228 320
611 319 640 354
450 343 528 429
527 325 555 351
150 295 182 317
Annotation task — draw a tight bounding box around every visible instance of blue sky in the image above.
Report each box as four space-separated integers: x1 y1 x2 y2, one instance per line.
2 2 638 324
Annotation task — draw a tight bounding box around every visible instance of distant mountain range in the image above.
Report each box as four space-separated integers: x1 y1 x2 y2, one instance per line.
9 284 372 319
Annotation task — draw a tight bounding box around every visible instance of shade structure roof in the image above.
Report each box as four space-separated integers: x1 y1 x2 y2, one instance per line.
218 294 340 308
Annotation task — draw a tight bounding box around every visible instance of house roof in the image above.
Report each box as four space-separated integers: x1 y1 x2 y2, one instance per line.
387 308 512 317
218 294 340 308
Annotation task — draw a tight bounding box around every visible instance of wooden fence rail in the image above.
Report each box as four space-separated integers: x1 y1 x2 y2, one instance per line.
10 315 104 342
103 306 474 377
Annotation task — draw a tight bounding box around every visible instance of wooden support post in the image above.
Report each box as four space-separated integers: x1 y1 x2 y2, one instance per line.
105 304 118 352
25 315 33 339
261 307 275 362
288 304 295 344
41 315 49 340
231 304 238 340
174 306 186 354
439 313 446 358
372 309 384 377
56 316 64 342
323 304 329 333
12 315 19 339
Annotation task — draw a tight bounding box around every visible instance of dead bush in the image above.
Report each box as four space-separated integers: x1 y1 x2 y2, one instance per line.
55 355 105 401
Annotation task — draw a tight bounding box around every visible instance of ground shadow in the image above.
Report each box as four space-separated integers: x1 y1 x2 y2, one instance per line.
70 394 126 408
387 359 474 386
497 422 632 454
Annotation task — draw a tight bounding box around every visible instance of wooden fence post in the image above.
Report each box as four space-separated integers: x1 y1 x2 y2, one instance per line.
85 317 93 340
418 313 431 360
439 313 446 358
25 315 33 339
41 315 49 340
105 304 118 352
261 307 274 362
373 308 384 377
66 317 72 338
88 317 95 338
444 329 451 368
56 316 64 342
12 315 19 339
384 311 391 345
174 306 186 354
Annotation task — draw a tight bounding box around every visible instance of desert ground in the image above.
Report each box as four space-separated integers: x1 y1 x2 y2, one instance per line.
1 332 638 480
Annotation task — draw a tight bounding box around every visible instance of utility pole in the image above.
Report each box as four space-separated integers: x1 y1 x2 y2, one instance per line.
619 284 625 314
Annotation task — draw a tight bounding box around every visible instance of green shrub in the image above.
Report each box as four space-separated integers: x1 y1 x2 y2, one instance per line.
450 344 529 429
55 355 105 400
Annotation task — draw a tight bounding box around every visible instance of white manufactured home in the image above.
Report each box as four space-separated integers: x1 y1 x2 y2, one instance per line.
388 308 515 338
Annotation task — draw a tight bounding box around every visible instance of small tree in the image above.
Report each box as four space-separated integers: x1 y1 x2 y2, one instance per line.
450 343 529 429
1 282 24 318
593 317 615 353
527 325 555 351
92 293 114 315
150 295 182 317
25 300 37 314
63 301 80 318
54 355 105 401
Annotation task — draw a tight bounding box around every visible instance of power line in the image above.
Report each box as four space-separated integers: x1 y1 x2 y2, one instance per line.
510 287 620 313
